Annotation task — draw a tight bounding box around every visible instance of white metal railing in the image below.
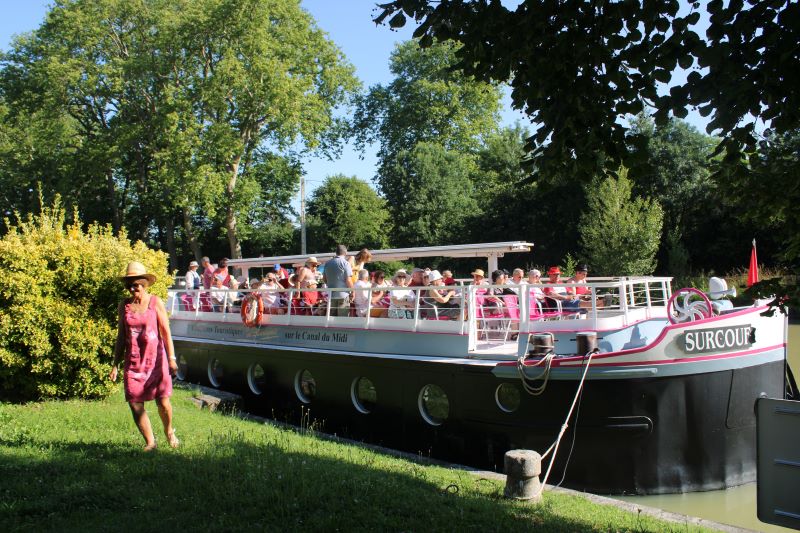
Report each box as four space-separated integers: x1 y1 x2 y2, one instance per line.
167 276 673 341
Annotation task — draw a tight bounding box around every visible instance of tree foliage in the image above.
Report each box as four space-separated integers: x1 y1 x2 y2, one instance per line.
579 170 663 276
388 142 479 247
0 0 359 262
375 1 799 181
0 199 170 401
353 39 500 221
306 175 390 253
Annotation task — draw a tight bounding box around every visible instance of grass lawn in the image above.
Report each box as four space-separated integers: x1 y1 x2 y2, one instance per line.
0 387 712 532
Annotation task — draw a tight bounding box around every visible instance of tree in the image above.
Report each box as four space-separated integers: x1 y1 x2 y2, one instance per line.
375 1 799 181
353 39 501 223
0 0 359 262
626 115 720 271
387 142 479 247
305 175 390 253
579 170 663 276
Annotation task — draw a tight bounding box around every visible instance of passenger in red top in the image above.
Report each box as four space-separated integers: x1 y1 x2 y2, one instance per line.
213 257 231 287
442 270 457 286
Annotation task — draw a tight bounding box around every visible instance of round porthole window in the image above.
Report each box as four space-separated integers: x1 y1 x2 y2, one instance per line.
247 364 266 395
495 383 521 413
418 384 449 426
176 354 188 381
208 358 223 388
295 369 316 403
351 377 377 414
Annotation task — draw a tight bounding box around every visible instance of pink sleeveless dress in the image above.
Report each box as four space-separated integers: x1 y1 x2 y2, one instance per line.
123 295 172 402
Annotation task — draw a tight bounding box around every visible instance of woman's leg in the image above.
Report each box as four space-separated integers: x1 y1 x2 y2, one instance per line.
156 397 179 448
129 401 156 450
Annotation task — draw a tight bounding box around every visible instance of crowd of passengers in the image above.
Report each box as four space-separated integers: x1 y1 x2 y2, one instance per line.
180 244 599 318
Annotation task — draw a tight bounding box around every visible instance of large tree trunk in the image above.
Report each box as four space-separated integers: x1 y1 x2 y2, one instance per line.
106 169 121 234
225 156 243 259
182 206 202 261
164 215 178 273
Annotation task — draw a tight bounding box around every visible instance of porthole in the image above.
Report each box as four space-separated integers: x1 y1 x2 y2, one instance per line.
294 369 316 404
418 384 449 426
247 364 266 395
175 354 188 381
495 383 521 413
351 377 377 414
208 358 223 388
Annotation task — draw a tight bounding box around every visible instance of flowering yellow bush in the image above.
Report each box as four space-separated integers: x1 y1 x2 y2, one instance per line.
0 201 170 400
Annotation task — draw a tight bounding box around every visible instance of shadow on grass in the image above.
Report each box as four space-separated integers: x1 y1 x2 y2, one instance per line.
0 425 634 533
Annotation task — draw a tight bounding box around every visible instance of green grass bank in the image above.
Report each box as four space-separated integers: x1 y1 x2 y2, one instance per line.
0 388 712 532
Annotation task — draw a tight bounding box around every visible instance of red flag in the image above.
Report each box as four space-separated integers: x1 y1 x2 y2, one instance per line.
747 239 759 287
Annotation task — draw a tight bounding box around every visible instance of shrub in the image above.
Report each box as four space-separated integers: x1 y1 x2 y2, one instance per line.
0 200 170 401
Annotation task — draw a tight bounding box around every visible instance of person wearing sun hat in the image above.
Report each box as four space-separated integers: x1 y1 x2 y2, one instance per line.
470 268 487 286
110 261 179 451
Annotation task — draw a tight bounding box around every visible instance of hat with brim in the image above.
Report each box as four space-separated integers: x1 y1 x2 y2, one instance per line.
470 269 485 277
305 257 320 265
120 261 156 285
428 270 443 282
547 266 561 275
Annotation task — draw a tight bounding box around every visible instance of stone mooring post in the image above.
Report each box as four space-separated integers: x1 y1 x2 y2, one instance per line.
503 449 542 503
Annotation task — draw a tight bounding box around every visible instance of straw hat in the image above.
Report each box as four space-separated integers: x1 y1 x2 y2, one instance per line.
120 261 156 285
470 269 485 277
305 257 320 265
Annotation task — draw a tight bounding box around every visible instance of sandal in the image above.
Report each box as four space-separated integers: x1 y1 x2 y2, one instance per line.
166 430 180 449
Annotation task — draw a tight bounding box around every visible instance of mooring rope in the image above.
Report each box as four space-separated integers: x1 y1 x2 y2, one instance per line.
516 349 556 396
536 348 598 497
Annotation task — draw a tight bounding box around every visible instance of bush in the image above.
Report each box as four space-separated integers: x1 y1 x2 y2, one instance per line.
0 200 170 401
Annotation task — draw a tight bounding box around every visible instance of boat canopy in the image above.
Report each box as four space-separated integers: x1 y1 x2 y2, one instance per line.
228 241 534 273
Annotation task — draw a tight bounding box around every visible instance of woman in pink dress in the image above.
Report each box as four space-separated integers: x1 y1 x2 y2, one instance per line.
110 261 179 451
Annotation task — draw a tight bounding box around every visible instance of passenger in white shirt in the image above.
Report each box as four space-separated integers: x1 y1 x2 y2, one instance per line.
353 269 372 317
389 270 415 319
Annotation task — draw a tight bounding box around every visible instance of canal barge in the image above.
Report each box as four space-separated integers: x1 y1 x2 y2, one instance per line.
167 242 790 495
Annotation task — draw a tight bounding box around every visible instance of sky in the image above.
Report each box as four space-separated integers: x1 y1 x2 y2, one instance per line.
0 1 711 206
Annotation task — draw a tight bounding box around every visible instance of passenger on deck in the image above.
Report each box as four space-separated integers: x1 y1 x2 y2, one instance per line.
442 270 457 286
323 244 354 317
471 269 488 286
527 269 545 302
201 256 215 289
370 270 390 317
353 269 372 317
210 275 230 312
258 273 283 313
490 270 516 296
295 257 320 288
388 270 415 319
507 268 525 294
349 249 372 284
214 258 231 287
424 270 459 318
184 260 201 291
408 267 426 287
567 263 601 308
543 266 581 311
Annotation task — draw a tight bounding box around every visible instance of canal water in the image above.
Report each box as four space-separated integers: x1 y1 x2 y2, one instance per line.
618 322 799 533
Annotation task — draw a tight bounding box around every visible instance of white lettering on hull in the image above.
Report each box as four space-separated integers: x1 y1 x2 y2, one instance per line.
681 325 753 355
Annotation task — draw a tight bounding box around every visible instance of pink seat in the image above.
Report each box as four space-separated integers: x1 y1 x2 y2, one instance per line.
180 293 197 311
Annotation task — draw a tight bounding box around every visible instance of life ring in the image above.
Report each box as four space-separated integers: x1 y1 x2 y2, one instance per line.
666 288 712 324
241 293 264 327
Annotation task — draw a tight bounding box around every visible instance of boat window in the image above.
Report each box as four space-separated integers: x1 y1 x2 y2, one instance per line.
418 384 449 426
295 369 316 403
247 364 266 395
176 354 188 381
495 383 521 413
351 377 377 414
208 358 223 388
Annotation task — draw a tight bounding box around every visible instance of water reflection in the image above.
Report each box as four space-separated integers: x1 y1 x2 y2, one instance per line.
618 323 798 533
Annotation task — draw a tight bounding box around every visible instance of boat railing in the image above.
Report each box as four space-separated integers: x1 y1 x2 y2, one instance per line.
167 276 672 343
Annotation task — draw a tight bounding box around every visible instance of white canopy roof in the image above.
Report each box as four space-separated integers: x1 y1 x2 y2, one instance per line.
227 241 534 270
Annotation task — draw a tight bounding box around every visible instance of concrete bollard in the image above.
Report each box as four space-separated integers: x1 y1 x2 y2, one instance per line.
503 449 542 503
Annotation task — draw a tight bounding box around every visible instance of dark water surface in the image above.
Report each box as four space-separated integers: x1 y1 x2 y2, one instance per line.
618 322 799 533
